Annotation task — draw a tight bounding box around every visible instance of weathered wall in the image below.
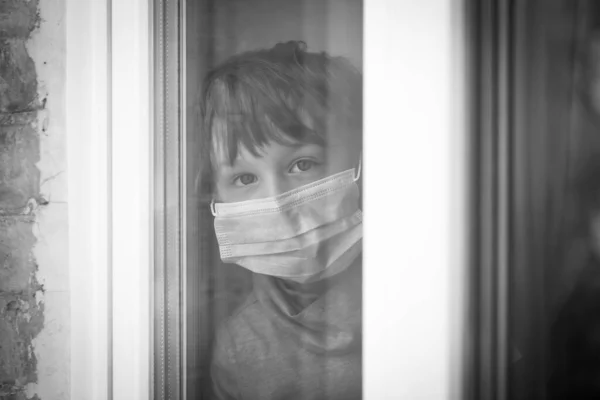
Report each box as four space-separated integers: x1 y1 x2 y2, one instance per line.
0 0 68 399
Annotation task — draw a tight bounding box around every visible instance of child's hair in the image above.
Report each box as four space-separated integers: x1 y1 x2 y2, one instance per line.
195 40 362 200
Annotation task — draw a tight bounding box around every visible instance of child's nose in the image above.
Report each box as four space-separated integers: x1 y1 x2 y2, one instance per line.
262 176 291 198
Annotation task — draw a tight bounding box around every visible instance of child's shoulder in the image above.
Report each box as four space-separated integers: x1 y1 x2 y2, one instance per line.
228 290 260 320
216 287 281 350
219 289 266 332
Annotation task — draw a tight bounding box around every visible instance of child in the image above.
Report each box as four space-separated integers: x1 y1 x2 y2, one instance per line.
199 40 363 400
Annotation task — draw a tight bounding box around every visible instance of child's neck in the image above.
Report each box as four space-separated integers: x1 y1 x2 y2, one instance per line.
275 254 363 313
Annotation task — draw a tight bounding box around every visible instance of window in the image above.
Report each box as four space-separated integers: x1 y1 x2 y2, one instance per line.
93 1 468 399
150 1 468 399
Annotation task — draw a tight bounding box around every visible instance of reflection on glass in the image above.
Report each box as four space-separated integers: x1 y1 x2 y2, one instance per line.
185 1 363 399
502 1 600 399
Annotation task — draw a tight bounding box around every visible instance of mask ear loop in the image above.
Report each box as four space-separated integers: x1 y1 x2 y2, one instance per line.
210 199 217 217
353 154 362 182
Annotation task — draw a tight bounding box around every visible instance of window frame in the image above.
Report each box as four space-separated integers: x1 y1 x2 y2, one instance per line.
68 0 471 399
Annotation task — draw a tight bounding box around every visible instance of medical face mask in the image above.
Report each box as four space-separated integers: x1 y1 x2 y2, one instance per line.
211 165 363 283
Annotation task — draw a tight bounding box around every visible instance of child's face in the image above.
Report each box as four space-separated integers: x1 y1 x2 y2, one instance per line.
213 132 360 203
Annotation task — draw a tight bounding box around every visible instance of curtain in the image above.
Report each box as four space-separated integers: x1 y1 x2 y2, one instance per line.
509 1 599 399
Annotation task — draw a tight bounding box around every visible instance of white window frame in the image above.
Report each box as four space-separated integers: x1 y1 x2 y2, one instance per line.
67 0 152 399
67 0 468 399
110 0 153 399
363 1 468 398
67 0 113 399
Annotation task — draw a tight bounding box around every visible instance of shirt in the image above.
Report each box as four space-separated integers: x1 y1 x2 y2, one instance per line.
209 259 363 400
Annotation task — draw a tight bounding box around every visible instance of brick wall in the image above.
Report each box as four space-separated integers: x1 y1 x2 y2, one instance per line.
0 0 68 399
0 1 44 398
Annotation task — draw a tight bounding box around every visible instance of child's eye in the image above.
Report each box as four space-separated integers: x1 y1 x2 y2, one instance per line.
233 173 258 186
290 159 317 173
